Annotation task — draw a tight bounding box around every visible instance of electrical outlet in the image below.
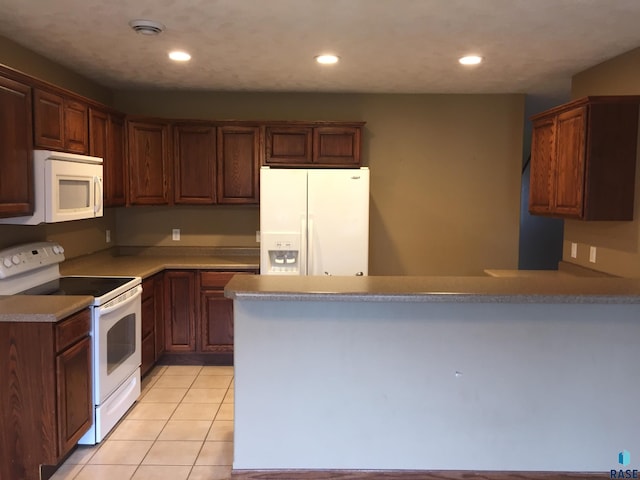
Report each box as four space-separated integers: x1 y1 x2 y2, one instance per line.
256 230 260 243
172 228 181 241
570 242 577 258
106 230 111 243
589 246 597 263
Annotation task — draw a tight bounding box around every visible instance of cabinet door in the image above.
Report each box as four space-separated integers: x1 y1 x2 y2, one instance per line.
528 116 555 215
174 124 217 204
91 109 126 207
313 126 361 166
265 126 313 165
200 291 234 352
141 276 156 376
164 271 197 352
554 107 586 218
107 114 127 206
33 89 64 151
64 99 88 154
217 126 260 204
128 121 171 205
0 76 33 217
56 336 92 457
153 272 165 360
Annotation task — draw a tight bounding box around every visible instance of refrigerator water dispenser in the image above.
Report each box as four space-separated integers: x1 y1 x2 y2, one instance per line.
262 233 301 274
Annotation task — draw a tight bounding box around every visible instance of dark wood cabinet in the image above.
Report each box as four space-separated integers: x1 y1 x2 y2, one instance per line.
0 75 33 218
141 272 165 375
265 126 313 165
313 125 361 165
56 335 92 456
217 125 260 204
0 309 92 480
529 96 639 220
161 269 255 364
264 123 364 167
199 272 239 354
33 88 88 154
174 124 217 204
64 98 89 154
127 120 171 205
90 108 126 207
164 271 197 352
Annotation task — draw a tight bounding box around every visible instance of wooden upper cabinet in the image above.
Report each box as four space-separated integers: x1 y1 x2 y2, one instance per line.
217 125 260 204
174 124 217 204
529 116 555 215
265 126 313 165
529 96 639 221
33 89 64 150
313 126 361 166
33 88 88 154
64 99 88 154
127 120 171 205
107 114 127 206
264 123 364 167
0 75 33 218
553 107 586 217
90 109 126 207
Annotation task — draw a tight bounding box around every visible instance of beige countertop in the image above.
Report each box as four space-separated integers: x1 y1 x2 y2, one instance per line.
0 295 94 322
225 274 640 303
0 247 259 323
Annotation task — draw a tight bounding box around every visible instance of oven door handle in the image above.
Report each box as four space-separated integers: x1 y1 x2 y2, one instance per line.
98 285 142 316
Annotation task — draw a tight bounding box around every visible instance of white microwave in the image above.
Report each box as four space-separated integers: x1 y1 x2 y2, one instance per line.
0 150 103 225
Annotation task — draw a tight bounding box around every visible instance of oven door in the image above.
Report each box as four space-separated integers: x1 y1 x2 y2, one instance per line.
94 285 142 404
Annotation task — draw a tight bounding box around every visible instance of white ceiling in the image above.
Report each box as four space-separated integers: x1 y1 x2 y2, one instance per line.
0 0 639 95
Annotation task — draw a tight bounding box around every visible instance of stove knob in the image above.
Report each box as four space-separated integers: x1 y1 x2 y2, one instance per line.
2 257 11 268
53 246 60 254
59 246 65 254
11 255 20 265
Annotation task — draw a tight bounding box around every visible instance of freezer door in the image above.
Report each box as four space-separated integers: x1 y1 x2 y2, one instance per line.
259 168 308 274
307 168 369 276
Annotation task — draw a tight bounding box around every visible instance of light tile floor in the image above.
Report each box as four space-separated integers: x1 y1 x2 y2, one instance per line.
51 365 235 480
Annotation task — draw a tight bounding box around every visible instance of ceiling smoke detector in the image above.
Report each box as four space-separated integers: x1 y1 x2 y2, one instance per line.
129 19 165 36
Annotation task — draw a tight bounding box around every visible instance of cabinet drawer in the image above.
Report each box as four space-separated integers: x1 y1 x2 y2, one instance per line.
200 271 249 289
56 309 91 352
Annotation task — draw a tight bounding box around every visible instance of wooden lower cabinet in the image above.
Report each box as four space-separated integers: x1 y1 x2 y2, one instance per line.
164 271 197 352
159 269 255 365
0 309 92 480
141 272 165 376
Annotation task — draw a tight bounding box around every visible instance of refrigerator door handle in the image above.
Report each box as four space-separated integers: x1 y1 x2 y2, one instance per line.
301 214 307 275
307 215 314 275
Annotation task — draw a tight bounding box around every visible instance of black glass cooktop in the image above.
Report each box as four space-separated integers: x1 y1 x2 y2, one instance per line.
20 276 136 297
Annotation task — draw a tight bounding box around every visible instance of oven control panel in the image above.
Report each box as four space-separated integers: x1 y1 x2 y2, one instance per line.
0 241 65 280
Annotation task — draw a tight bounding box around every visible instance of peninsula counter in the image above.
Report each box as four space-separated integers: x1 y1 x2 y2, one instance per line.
225 275 640 477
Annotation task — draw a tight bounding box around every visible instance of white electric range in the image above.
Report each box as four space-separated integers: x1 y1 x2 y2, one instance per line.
0 241 142 444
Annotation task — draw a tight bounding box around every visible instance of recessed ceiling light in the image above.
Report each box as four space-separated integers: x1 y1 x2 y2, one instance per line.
169 51 191 62
315 54 340 65
459 55 483 65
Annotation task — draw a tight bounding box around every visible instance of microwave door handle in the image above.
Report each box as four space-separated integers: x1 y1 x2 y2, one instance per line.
94 176 103 214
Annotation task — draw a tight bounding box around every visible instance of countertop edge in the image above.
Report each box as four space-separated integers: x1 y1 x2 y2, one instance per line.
226 291 640 304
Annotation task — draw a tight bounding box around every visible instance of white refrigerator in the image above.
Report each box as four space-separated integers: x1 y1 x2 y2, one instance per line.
260 166 369 276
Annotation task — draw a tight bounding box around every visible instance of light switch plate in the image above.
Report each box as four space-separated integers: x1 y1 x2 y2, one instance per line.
256 231 260 243
570 242 577 258
106 229 111 243
172 228 180 241
589 246 597 263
